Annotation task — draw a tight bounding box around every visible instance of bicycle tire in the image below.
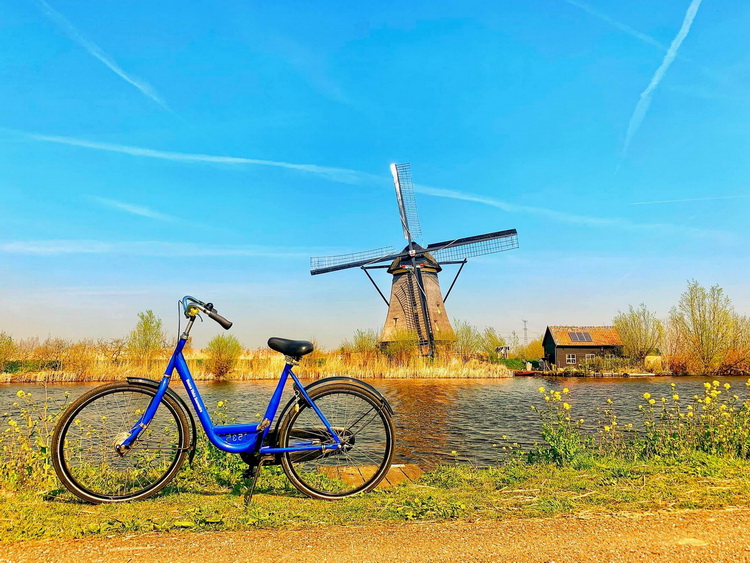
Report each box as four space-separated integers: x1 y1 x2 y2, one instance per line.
278 382 394 500
52 382 190 503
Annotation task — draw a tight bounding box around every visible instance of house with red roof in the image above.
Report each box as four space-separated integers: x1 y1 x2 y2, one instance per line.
542 326 623 369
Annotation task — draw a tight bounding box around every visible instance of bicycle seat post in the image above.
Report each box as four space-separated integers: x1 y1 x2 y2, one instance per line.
284 355 300 367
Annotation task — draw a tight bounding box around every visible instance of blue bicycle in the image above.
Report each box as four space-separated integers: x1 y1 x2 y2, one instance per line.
51 296 395 503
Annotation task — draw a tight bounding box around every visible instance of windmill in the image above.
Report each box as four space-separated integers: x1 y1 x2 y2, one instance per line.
310 163 519 356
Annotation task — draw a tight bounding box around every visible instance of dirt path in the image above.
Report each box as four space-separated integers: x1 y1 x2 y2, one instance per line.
4 508 750 562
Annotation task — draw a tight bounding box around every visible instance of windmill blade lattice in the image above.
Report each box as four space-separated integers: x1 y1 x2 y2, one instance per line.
427 229 518 262
310 246 398 275
391 163 422 242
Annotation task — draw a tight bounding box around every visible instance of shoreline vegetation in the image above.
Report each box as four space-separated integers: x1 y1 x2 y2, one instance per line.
2 280 749 383
0 350 517 384
4 380 750 542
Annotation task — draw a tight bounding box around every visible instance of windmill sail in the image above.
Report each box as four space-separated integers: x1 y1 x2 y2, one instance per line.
391 163 422 243
310 246 398 275
427 229 518 262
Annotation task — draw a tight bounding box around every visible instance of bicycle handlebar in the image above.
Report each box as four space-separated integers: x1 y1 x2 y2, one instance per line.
207 309 233 330
182 295 233 330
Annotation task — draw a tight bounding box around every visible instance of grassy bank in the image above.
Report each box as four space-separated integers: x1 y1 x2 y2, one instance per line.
0 351 513 383
4 380 750 543
4 457 750 543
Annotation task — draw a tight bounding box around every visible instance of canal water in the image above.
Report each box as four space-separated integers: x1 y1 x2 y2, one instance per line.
2 375 746 467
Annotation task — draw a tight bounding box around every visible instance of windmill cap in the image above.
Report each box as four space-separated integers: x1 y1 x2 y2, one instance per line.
387 243 442 274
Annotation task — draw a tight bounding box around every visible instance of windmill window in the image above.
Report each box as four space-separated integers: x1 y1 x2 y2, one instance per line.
566 354 577 365
585 354 595 361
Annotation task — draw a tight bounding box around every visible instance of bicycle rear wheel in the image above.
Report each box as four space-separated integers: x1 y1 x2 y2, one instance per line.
278 382 394 500
52 382 190 503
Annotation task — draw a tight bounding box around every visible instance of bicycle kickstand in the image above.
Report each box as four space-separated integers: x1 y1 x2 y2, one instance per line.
242 461 264 505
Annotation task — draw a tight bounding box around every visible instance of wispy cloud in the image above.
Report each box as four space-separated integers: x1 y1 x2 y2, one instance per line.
563 0 668 51
26 132 372 185
629 194 750 206
619 0 703 166
35 0 169 110
0 240 310 258
414 184 726 241
92 197 177 222
17 129 727 241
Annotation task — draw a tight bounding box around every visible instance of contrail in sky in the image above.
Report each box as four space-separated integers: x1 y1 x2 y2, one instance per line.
35 0 169 110
619 0 703 165
629 194 750 205
16 129 727 241
0 240 310 258
27 132 371 185
563 0 667 51
92 197 178 222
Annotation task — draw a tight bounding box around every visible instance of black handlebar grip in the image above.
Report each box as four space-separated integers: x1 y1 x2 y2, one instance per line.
207 310 233 330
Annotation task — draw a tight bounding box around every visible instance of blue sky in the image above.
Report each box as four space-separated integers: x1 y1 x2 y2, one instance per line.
1 0 749 348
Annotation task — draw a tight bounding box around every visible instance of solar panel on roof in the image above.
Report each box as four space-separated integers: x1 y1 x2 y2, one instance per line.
568 331 593 343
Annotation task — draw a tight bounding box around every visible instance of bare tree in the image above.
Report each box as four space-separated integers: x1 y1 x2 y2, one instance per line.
127 310 167 369
613 303 663 363
668 280 743 375
0 332 15 372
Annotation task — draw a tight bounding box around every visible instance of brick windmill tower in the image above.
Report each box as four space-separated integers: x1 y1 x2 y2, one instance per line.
311 163 519 356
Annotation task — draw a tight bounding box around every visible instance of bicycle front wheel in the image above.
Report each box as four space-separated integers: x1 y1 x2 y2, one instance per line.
52 382 190 503
278 382 394 500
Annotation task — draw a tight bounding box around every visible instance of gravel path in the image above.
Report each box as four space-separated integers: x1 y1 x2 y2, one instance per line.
4 508 750 562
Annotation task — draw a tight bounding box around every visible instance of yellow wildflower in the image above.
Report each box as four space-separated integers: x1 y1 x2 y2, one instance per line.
603 426 611 432
563 403 571 410
672 394 679 400
724 383 731 390
705 397 712 405
704 382 712 390
643 392 651 400
648 399 656 405
538 387 545 393
15 390 24 398
217 401 225 407
563 388 570 394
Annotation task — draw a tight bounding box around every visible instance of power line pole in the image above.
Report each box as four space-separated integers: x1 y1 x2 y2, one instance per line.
522 319 528 347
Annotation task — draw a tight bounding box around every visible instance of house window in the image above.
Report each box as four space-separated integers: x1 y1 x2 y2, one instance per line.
605 354 615 360
585 354 595 361
566 354 576 365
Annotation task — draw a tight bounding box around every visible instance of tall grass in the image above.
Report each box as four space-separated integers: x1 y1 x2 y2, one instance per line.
1 347 512 383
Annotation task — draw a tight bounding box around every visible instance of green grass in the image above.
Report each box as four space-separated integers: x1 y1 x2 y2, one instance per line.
4 456 750 543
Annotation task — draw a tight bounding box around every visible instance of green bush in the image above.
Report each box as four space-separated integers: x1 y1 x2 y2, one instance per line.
205 335 243 379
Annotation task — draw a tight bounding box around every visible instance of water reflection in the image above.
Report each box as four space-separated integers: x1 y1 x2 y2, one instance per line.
2 375 747 467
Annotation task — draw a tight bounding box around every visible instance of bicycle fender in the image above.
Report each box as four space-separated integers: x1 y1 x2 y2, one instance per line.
126 377 198 464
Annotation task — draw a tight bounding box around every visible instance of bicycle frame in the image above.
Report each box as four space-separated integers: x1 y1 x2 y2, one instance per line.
121 324 341 457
